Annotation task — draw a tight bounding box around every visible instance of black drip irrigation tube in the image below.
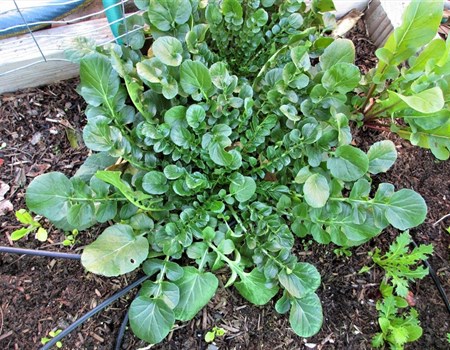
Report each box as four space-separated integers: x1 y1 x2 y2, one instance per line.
411 239 450 315
40 274 149 350
115 311 130 350
0 246 80 260
0 246 145 349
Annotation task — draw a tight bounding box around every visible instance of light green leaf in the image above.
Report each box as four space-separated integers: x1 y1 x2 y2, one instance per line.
235 269 279 305
327 145 369 181
322 62 360 94
186 105 206 128
303 174 330 208
385 189 427 230
148 0 192 31
67 203 95 229
180 60 212 96
368 140 397 174
163 164 185 180
376 0 443 80
129 296 175 344
289 293 323 337
320 39 355 70
26 172 73 222
152 36 183 67
280 104 300 121
390 87 445 114
79 54 120 107
173 266 218 321
142 171 169 195
229 173 256 202
81 224 148 276
278 263 321 299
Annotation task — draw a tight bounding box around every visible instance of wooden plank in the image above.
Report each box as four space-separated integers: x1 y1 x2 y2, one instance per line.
0 17 113 93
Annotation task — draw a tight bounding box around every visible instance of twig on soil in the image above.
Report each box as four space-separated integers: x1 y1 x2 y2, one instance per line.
433 213 450 227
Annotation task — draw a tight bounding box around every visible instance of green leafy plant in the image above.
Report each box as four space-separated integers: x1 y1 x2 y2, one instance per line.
23 0 432 345
204 326 226 343
363 232 433 349
11 209 48 242
358 0 450 160
62 229 79 246
41 329 63 348
372 282 423 350
367 231 433 297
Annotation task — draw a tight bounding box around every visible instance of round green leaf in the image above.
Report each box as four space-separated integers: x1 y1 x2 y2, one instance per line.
368 140 397 174
385 189 427 230
229 173 256 202
163 164 185 180
278 263 321 299
129 296 175 344
320 38 355 70
81 224 148 276
322 62 360 94
235 269 279 305
327 145 369 182
26 172 73 222
289 293 323 338
186 105 206 128
180 60 212 95
152 36 183 67
303 174 330 208
142 171 169 195
148 0 192 31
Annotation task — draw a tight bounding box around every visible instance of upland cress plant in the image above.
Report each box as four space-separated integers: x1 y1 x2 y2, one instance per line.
23 0 445 345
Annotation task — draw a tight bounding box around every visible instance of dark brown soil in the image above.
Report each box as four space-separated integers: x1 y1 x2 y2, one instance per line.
1 22 449 350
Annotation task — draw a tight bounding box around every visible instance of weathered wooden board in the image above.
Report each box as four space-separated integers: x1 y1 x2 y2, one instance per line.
0 17 113 94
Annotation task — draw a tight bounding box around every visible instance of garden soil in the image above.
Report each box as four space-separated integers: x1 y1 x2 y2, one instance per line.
1 20 449 350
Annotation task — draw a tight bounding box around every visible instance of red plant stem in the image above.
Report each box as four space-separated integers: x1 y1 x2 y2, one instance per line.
360 84 376 112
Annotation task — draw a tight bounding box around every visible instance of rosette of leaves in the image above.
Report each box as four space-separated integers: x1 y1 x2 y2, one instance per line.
358 0 450 160
25 0 428 345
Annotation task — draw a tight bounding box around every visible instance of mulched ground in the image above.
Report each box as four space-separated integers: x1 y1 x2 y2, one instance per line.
1 20 449 350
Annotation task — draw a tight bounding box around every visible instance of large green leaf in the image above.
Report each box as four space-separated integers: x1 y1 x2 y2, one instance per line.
375 0 443 81
391 87 445 114
173 266 218 321
81 224 149 276
229 173 256 202
148 0 192 31
152 36 183 67
180 60 212 95
320 39 355 70
129 296 175 344
327 145 369 182
26 172 73 222
289 293 323 337
303 173 330 208
278 263 321 299
384 189 427 230
79 54 120 107
322 62 360 94
235 269 279 305
368 140 397 174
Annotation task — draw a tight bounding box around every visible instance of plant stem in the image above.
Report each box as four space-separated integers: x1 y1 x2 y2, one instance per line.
360 84 376 112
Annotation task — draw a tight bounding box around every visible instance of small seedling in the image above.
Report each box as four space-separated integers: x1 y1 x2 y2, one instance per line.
11 209 47 242
41 329 63 348
204 326 226 343
62 229 79 246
